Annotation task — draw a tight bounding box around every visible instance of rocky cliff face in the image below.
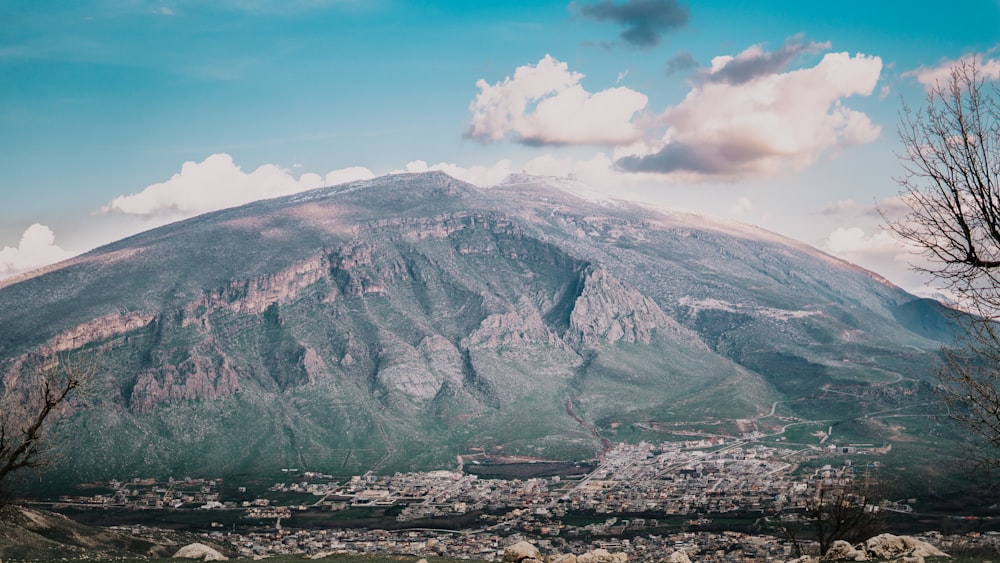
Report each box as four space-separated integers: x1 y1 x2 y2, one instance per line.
0 172 955 485
49 311 156 354
128 339 242 413
567 266 701 347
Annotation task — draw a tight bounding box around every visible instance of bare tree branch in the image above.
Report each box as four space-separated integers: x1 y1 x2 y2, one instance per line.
0 350 95 501
885 58 1000 478
777 467 886 556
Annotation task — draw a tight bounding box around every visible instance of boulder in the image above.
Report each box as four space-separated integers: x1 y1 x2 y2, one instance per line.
504 541 542 563
577 548 627 563
549 554 577 563
172 542 228 561
822 539 867 561
862 534 946 560
664 550 692 563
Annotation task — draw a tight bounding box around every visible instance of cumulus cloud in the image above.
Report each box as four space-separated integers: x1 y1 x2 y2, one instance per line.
573 0 689 49
0 224 75 278
467 55 648 146
323 166 377 186
617 48 883 179
906 50 1000 92
101 153 374 219
704 35 830 85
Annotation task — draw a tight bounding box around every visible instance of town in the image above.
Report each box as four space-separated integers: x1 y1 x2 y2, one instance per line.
43 438 936 561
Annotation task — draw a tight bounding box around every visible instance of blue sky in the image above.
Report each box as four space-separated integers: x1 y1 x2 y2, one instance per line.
2 0 999 294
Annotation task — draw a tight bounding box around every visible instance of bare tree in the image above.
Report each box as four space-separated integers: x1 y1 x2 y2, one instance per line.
806 472 885 555
885 58 1000 475
0 350 94 502
779 468 886 556
887 58 1000 312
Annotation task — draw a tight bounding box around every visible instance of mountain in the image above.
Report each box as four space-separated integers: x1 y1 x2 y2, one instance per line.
0 172 958 487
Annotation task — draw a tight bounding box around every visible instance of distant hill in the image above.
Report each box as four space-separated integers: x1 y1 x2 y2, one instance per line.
0 172 963 488
0 504 229 559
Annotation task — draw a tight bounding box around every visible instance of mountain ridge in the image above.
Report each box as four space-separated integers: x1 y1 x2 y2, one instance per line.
0 171 959 487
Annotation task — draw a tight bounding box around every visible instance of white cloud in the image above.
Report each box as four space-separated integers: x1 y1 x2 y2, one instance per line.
402 159 515 188
0 224 75 278
467 54 648 146
324 166 376 186
824 226 900 257
101 153 374 219
618 50 883 179
472 41 883 182
523 152 623 186
906 50 1000 92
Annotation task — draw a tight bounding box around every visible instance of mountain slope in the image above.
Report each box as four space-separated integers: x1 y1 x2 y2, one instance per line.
0 172 955 486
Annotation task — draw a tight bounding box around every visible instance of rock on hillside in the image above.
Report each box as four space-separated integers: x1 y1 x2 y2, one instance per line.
791 533 949 562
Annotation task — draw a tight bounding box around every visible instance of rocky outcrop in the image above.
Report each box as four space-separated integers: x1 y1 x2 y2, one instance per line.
577 548 628 563
48 311 156 353
567 267 701 348
370 211 524 243
502 540 627 563
821 539 866 561
129 343 241 412
373 333 465 402
182 255 329 325
662 551 691 563
807 533 949 561
504 540 542 563
301 346 330 383
172 542 228 560
468 297 567 350
173 215 529 330
861 534 947 560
